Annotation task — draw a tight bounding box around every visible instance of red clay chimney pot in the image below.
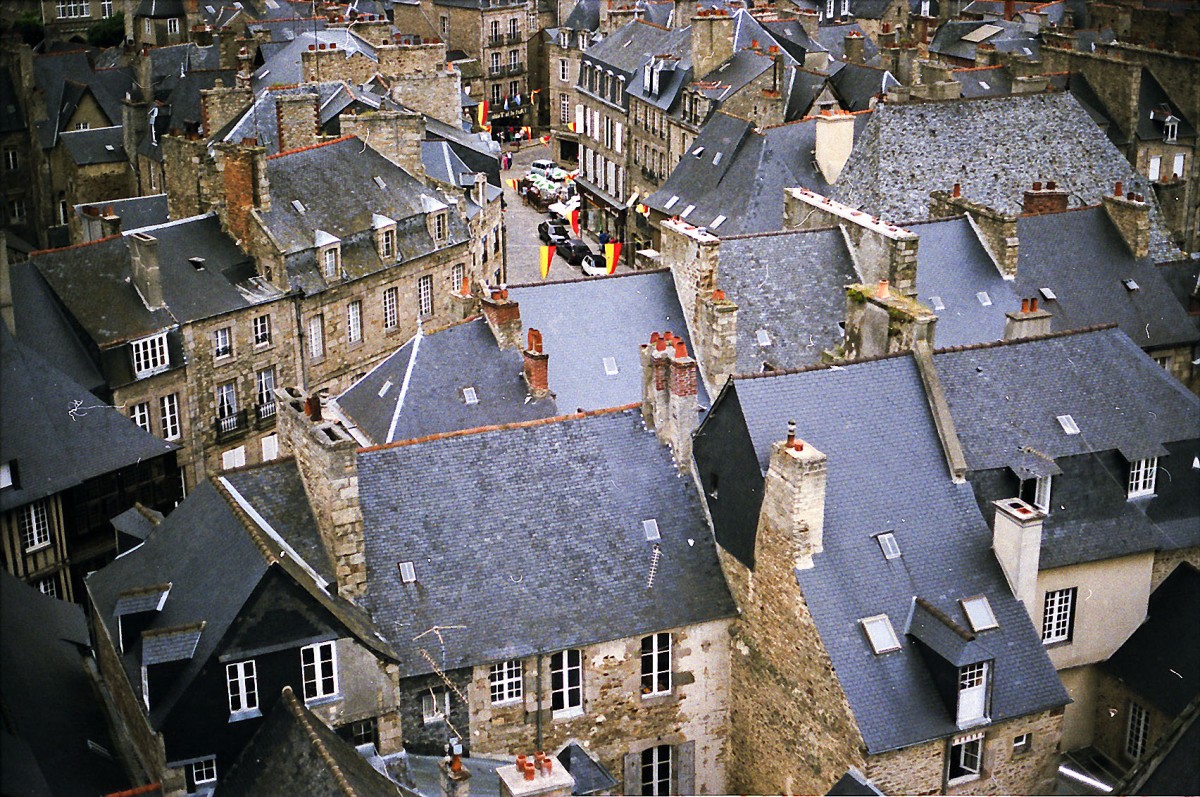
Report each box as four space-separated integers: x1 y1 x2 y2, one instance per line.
1032 180 1042 191
876 279 889 298
674 340 688 359
1021 298 1030 313
1114 180 1123 197
952 182 961 198
1030 297 1039 312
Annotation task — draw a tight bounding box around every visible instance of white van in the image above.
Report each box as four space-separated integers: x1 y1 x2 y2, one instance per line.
528 159 557 179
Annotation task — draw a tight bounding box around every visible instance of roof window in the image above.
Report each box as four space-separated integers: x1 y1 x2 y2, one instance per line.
756 329 772 347
463 386 479 405
1122 279 1140 292
876 532 900 560
975 291 992 307
929 295 945 311
860 614 901 654
664 196 679 209
603 356 619 376
643 519 660 541
374 176 387 189
378 379 393 397
291 199 306 213
961 595 998 631
692 146 705 157
0 461 13 490
711 215 727 228
1056 414 1080 435
397 561 416 583
1039 287 1057 301
712 152 723 166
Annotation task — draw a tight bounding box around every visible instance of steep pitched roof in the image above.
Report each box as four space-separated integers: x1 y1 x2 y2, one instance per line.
1 573 129 796
75 193 171 233
254 29 378 89
832 93 1182 262
358 407 737 675
562 0 602 30
337 317 558 445
508 270 709 411
827 61 896 111
32 52 132 150
582 19 688 76
219 687 403 796
715 354 1068 753
7 261 107 393
59 125 127 165
0 325 178 513
1135 68 1196 142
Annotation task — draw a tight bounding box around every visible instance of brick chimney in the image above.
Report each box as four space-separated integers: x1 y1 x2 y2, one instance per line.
128 232 165 309
1022 180 1069 215
640 333 700 473
691 9 735 80
480 286 522 349
522 328 550 399
1004 0 1015 21
843 30 866 65
217 139 271 246
1101 182 1151 259
275 387 369 600
760 422 826 570
497 753 574 797
991 497 1043 622
695 288 738 395
814 110 856 185
451 276 479 320
1003 297 1052 340
843 280 937 360
275 91 321 153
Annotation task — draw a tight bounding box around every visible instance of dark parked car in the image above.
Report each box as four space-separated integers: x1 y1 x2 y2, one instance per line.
557 238 594 265
538 220 570 245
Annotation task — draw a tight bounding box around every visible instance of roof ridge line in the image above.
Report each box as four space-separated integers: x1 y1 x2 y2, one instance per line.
281 687 360 797
211 477 279 566
720 224 841 242
267 134 356 160
932 323 1119 354
506 267 668 289
914 597 975 641
30 233 122 257
142 619 206 638
362 402 641 453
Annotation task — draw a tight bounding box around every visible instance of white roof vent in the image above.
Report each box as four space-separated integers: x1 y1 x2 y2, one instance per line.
463 386 479 405
756 329 771 347
664 195 679 209
291 199 306 213
711 215 727 228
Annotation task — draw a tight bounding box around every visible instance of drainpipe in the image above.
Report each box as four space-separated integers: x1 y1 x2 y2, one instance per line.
293 295 309 392
536 652 544 752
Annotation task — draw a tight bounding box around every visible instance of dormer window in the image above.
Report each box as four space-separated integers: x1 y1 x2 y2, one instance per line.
825 0 835 17
1164 119 1178 143
1128 457 1157 498
1020 475 1052 513
131 332 170 378
373 213 397 262
920 0 930 15
433 212 447 241
323 248 339 277
316 230 341 279
957 661 990 726
841 0 850 15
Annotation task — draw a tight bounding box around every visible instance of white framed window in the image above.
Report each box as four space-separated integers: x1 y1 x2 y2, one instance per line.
322 247 340 279
440 14 449 35
55 0 91 18
256 367 275 414
160 394 180 440
422 689 450 723
1128 457 1157 498
0 461 12 489
301 641 338 701
347 300 363 343
1041 586 1076 644
308 315 324 359
226 660 258 715
957 661 989 725
1172 152 1185 179
947 733 983 784
1125 700 1149 760
1022 475 1052 513
920 0 930 14
434 213 447 241
640 633 671 696
8 197 26 223
1013 733 1032 755
131 332 170 377
550 649 583 716
1149 155 1161 182
491 52 501 73
491 84 502 104
101 0 113 16
825 0 835 16
418 274 433 317
213 327 233 360
168 17 179 34
1164 120 1177 143
252 314 271 347
961 596 998 632
58 199 69 226
560 59 569 81
841 0 850 14
380 228 395 259
190 757 217 789
144 18 152 34
861 614 901 654
489 660 523 703
876 532 901 559
3 148 16 170
21 501 50 552
509 50 520 69
383 287 399 330
452 263 466 294
560 94 571 124
216 381 238 419
641 745 672 795
38 576 58 598
131 401 151 433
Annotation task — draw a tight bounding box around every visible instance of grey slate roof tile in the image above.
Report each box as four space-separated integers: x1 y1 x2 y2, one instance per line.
358 408 737 675
32 52 133 150
142 623 205 665
60 125 127 165
337 317 558 445
831 93 1182 262
8 261 107 393
827 61 896 111
75 193 170 233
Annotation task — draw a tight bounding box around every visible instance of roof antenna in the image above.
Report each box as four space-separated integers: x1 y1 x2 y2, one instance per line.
646 543 662 589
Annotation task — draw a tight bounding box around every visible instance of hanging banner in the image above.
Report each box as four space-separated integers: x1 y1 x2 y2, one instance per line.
477 100 488 128
540 245 555 278
605 242 622 275
506 178 519 190
569 209 580 236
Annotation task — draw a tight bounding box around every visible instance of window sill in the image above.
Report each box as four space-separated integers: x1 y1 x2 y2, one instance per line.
491 697 523 708
229 708 262 722
552 706 584 721
1043 638 1072 649
1126 493 1156 501
214 355 233 364
640 690 674 706
305 694 341 708
24 542 51 554
947 773 980 787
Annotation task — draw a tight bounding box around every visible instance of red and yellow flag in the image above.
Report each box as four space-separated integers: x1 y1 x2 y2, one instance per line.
540 245 555 278
520 126 532 140
569 209 580 236
605 241 622 275
476 100 488 129
568 121 577 133
506 178 519 190
540 135 551 144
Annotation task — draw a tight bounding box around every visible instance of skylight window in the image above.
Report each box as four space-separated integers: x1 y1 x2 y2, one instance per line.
876 532 900 560
378 379 393 397
978 80 990 90
603 356 619 376
680 205 695 218
463 386 479 405
1122 279 1140 292
291 199 306 213
711 215 727 228
712 152 723 166
664 196 679 209
929 296 946 311
1039 287 1057 301
643 519 660 541
756 329 771 347
374 176 387 189
976 291 992 307
1056 414 1080 435
961 596 998 632
861 615 901 654
693 146 705 157
397 561 416 583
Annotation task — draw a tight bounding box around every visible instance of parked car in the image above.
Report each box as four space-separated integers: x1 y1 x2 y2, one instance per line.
538 220 570 245
557 238 594 265
580 252 608 276
528 159 557 179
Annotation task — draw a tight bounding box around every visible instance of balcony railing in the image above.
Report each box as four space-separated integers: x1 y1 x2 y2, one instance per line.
489 65 505 76
507 62 525 75
214 409 249 441
507 31 522 43
488 34 505 47
255 401 277 427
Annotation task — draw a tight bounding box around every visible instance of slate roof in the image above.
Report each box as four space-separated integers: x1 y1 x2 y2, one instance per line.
111 503 164 543
337 317 558 445
60 125 126 165
718 228 858 372
695 49 774 102
718 354 1068 753
816 22 880 65
581 19 688 79
32 52 133 150
1102 563 1199 717
557 743 618 795
0 573 129 797
0 326 178 513
137 0 186 16
1014 207 1197 349
508 270 709 412
254 29 378 89
832 93 1182 262
952 65 1012 98
219 83 395 154
934 327 1200 567
827 61 896 111
1135 68 1196 142
358 407 737 675
76 193 171 233
645 111 872 235
929 19 1038 62
219 687 403 796
7 261 107 393
562 0 601 27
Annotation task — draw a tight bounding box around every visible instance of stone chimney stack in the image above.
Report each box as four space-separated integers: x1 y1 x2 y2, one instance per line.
691 9 735 81
844 30 866 64
497 752 575 797
929 184 1020 277
1022 180 1069 215
200 79 253 138
1003 297 1052 340
275 90 321 153
522 328 550 399
440 753 472 797
216 139 271 246
814 110 856 185
480 285 522 349
761 422 827 570
275 388 368 600
1101 182 1151 259
695 288 738 395
992 497 1043 622
640 333 699 473
128 232 165 309
843 280 937 360
339 110 426 183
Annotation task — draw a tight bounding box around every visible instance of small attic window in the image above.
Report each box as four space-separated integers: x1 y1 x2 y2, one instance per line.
692 146 705 157
603 356 619 376
105 144 115 151
643 519 660 541
291 199 306 213
930 296 946 311
1039 287 1057 301
189 257 206 270
374 176 387 189
961 595 998 632
712 152 723 166
0 461 14 489
397 561 416 583
1056 414 1080 435
975 291 992 307
1123 278 1140 292
711 215 727 228
378 379 393 397
664 196 679 209
756 329 772 347
876 532 900 560
1164 119 1178 143
463 386 479 405
680 205 695 219
860 614 901 654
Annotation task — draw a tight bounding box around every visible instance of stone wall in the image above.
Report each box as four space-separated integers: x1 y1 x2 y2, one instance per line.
1151 546 1200 591
200 81 253 139
1091 668 1170 773
274 91 320 153
306 638 405 755
341 111 427 183
929 188 1019 276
